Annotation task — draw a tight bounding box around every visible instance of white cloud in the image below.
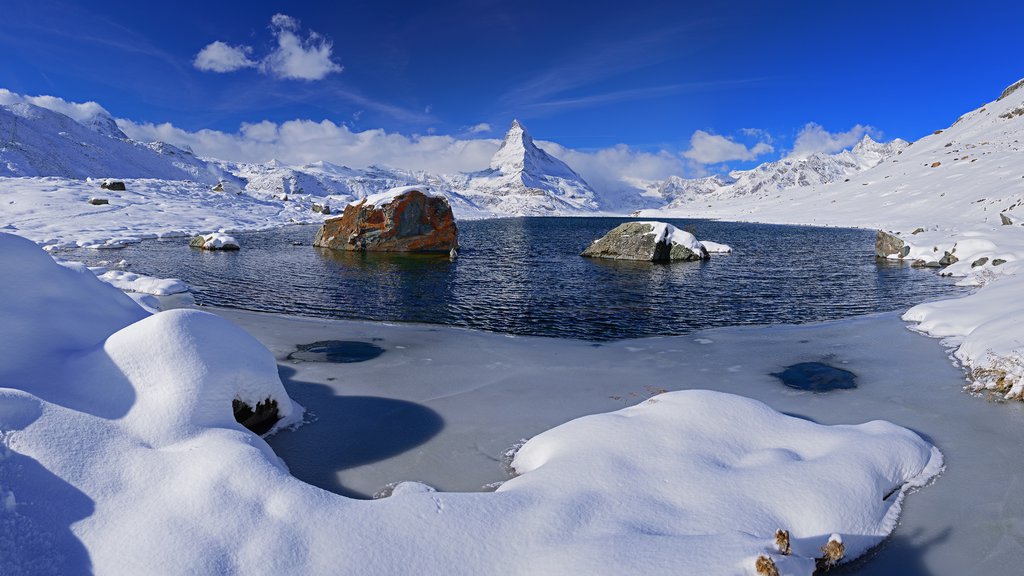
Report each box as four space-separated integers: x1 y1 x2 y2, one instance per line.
787 123 877 159
539 141 687 194
115 116 695 194
117 117 499 174
193 41 257 73
468 123 491 134
193 14 341 81
681 130 774 164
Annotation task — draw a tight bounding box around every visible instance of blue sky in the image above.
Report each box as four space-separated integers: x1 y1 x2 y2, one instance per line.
2 0 1022 178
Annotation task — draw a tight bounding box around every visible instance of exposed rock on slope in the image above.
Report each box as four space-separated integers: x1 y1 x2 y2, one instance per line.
313 187 458 253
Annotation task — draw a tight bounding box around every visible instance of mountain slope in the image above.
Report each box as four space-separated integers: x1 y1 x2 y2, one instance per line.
651 135 908 208
0 101 224 184
647 78 1024 232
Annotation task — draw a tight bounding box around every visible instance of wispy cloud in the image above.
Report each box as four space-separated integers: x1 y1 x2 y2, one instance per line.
194 14 342 81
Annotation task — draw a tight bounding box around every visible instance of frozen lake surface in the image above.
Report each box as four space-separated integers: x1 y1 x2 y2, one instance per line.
66 218 964 339
213 307 1024 576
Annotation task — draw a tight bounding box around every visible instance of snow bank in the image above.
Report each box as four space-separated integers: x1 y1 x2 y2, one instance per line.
0 231 941 575
904 271 1024 398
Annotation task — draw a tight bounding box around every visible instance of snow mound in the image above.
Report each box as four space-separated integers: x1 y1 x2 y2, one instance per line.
510 390 942 574
0 232 941 575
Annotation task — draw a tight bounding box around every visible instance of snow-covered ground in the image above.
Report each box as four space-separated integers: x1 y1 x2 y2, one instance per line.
1 232 946 575
222 306 1024 575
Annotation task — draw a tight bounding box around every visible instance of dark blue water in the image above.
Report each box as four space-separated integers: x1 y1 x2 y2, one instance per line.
66 218 965 340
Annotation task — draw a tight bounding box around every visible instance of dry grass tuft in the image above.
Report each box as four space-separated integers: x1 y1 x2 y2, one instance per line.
774 529 791 555
755 555 780 576
815 535 845 571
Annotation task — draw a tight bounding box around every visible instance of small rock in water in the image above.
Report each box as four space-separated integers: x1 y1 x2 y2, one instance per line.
772 362 856 392
288 340 385 363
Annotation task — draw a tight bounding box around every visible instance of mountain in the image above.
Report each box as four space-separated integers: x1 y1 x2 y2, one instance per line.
457 120 599 215
643 76 1024 233
0 100 225 184
652 134 908 208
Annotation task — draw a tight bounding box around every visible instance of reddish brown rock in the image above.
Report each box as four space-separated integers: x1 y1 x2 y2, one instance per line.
313 188 458 253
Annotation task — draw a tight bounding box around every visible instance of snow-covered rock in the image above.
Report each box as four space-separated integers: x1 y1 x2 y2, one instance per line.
582 221 710 262
189 232 240 251
313 187 458 253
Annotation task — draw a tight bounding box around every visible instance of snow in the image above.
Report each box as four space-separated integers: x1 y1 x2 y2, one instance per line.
359 185 442 207
225 306 1024 575
700 240 733 253
634 220 706 252
0 232 942 575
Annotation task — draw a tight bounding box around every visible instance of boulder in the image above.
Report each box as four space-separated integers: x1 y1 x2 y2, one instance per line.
581 222 710 262
312 203 331 214
88 197 109 205
875 230 909 258
313 188 458 253
100 180 126 191
1001 213 1014 226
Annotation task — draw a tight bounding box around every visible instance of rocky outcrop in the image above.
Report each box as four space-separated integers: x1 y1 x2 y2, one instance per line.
232 398 280 435
313 188 458 253
581 221 710 262
875 230 909 258
101 180 126 191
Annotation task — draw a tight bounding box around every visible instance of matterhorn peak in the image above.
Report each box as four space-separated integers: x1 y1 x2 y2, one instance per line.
490 119 536 171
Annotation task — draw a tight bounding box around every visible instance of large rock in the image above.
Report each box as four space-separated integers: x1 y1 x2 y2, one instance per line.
313 187 458 253
581 221 709 262
875 230 909 258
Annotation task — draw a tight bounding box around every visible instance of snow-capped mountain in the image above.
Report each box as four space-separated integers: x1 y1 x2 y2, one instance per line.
0 100 225 184
457 120 599 215
653 134 908 208
644 76 1024 233
226 120 599 217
